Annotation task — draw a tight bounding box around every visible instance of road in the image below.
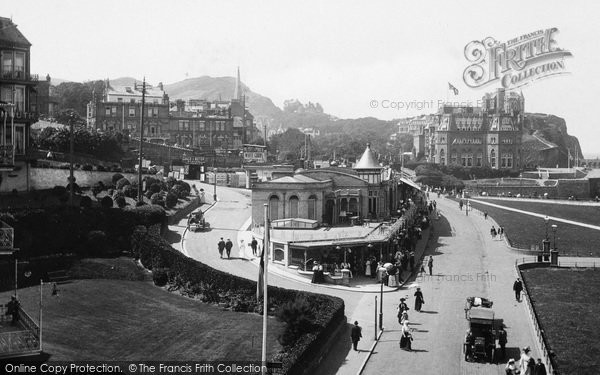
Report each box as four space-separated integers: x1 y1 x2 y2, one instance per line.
361 196 541 374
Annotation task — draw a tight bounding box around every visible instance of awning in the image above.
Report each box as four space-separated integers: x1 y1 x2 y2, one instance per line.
399 177 422 191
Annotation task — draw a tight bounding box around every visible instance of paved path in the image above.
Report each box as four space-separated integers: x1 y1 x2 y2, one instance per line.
362 196 543 375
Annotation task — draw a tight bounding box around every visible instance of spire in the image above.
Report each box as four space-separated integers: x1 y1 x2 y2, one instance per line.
354 143 381 169
233 66 242 101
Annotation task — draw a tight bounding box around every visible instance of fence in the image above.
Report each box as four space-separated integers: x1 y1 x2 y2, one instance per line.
0 304 40 358
515 257 556 374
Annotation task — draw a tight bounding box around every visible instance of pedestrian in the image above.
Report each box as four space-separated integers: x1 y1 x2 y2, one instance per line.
414 287 424 312
370 257 377 278
427 256 433 276
400 310 409 325
498 327 507 360
400 321 413 351
505 358 519 375
218 238 226 258
464 330 474 361
350 321 362 351
5 296 19 324
225 238 233 258
491 226 497 239
484 211 488 220
51 282 59 297
519 346 533 375
397 298 409 324
533 358 547 375
251 237 258 256
499 226 505 240
409 251 415 271
513 277 523 302
365 258 372 277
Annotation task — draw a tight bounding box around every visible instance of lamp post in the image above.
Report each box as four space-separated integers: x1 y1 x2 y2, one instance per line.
544 216 550 240
379 267 384 331
552 224 558 250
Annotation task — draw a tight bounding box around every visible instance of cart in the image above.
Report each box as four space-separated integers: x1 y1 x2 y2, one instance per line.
187 211 209 232
464 307 498 363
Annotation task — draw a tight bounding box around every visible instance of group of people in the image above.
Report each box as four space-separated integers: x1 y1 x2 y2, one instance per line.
505 346 547 375
490 225 505 240
217 237 234 259
396 292 425 351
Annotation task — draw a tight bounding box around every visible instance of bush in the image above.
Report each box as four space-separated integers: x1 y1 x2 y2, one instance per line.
165 192 178 208
116 177 131 190
276 297 316 346
122 184 138 199
96 165 107 172
80 196 92 208
149 182 162 195
153 269 168 286
91 181 105 196
66 182 81 194
101 196 114 208
115 196 126 208
81 164 93 171
150 193 164 207
52 185 67 197
112 173 124 185
166 176 177 190
112 190 125 201
85 230 111 256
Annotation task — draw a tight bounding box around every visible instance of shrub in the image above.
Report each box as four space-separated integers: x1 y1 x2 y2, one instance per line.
166 176 177 190
122 184 138 199
275 297 316 346
66 182 80 194
91 182 105 196
150 193 164 207
148 166 158 174
96 165 107 172
149 182 162 195
165 192 178 208
153 269 168 286
112 190 125 201
81 164 93 171
52 185 67 197
115 196 126 208
101 196 114 208
80 196 92 208
116 177 131 190
112 173 124 185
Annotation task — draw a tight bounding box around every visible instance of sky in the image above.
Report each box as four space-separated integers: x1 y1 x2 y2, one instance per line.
7 0 600 157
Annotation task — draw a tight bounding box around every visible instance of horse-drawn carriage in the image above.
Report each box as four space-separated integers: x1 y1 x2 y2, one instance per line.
464 296 493 318
464 307 500 363
187 211 209 232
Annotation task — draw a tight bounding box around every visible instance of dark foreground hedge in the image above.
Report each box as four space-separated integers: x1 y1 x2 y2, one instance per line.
132 231 345 375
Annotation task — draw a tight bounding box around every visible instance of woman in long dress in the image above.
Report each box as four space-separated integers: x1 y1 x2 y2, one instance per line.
365 259 372 277
414 287 424 312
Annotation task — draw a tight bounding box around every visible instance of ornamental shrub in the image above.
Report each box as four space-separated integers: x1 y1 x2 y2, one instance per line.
149 182 162 195
112 173 124 185
116 177 131 190
153 269 168 286
165 191 178 208
150 193 164 207
122 184 138 199
92 181 105 196
115 196 126 208
81 164 93 171
101 196 114 208
80 196 92 209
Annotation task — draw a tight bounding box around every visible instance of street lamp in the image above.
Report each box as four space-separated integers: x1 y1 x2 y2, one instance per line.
552 224 558 250
544 216 550 240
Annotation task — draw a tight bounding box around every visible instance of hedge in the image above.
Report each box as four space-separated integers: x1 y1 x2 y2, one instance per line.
132 233 345 374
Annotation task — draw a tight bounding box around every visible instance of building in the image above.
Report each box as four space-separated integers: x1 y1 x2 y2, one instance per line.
0 17 38 190
252 143 402 226
396 88 524 170
32 74 59 119
166 68 254 151
86 80 170 138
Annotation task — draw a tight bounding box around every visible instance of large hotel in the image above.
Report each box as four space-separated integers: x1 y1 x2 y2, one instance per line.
400 88 524 171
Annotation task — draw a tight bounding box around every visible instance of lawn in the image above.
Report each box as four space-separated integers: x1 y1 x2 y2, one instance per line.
465 200 600 256
1 278 285 361
473 198 600 227
521 267 600 375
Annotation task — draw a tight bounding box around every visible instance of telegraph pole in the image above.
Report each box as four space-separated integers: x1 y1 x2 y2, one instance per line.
137 78 146 203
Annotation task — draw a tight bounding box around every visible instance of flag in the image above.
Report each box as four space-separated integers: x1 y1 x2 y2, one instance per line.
448 82 459 95
257 248 264 301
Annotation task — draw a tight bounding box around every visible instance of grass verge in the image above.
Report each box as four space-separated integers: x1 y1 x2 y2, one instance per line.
521 267 600 375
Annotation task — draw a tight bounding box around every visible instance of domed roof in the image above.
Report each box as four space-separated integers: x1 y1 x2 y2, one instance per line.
354 143 381 170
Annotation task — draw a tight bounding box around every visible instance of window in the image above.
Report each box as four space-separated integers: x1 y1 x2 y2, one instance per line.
148 107 158 117
461 154 467 166
129 106 136 117
14 52 24 78
105 107 111 116
14 87 24 113
178 120 190 131
1 52 12 78
451 152 457 165
490 149 496 167
476 154 483 167
507 154 513 168
308 195 317 220
117 98 123 103
111 106 117 115
289 196 299 218
269 195 279 221
130 99 135 103
198 121 205 131
440 149 446 165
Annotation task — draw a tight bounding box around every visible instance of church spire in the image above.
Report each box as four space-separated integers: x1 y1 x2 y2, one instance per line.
233 66 242 101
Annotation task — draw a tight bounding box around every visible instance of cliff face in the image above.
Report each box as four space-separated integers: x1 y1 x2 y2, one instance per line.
521 114 582 168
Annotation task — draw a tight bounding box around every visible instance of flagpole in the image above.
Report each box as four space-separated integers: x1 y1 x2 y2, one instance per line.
262 203 269 374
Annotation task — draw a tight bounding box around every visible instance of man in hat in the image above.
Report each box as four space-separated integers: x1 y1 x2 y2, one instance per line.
533 358 547 375
513 278 523 302
350 321 362 351
225 239 233 259
250 237 258 256
498 327 507 360
217 238 226 258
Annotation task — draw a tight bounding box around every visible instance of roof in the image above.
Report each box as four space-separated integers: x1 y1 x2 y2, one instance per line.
354 143 381 170
0 17 31 47
469 307 495 321
270 175 322 184
400 177 422 190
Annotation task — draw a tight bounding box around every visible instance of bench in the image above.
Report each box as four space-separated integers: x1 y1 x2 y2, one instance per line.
47 270 69 284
